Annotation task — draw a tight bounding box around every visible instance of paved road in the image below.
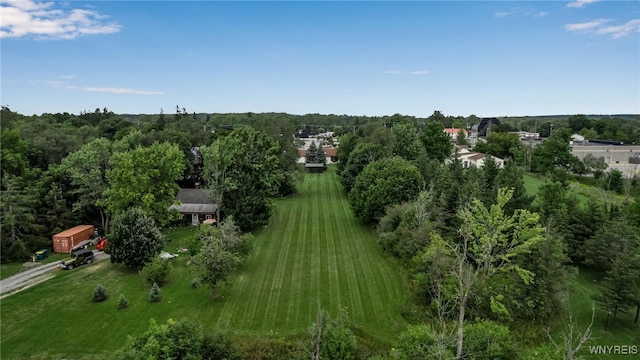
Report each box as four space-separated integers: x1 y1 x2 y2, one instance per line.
0 250 110 297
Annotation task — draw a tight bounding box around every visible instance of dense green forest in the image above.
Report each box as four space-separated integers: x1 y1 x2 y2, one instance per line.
1 106 639 359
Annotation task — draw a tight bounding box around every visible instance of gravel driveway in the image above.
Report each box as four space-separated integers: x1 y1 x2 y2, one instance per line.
0 250 110 297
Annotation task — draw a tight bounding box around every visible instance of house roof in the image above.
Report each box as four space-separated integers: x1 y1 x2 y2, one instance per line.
170 203 217 214
469 153 486 160
444 128 468 134
175 188 214 204
459 152 480 159
170 188 218 214
298 147 338 158
324 147 337 157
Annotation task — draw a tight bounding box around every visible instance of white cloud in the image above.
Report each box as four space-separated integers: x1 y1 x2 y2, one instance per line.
495 7 548 19
565 18 640 39
567 0 600 9
565 18 610 31
384 70 402 74
596 19 640 39
410 71 430 75
0 0 120 39
82 87 164 95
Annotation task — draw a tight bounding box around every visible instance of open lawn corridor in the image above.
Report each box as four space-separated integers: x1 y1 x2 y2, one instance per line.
0 166 407 359
215 167 407 338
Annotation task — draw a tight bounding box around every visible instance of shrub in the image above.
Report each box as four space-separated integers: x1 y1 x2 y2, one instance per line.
308 308 357 360
92 284 108 302
463 320 514 360
186 234 201 256
117 293 129 309
114 318 205 359
394 324 456 359
140 256 172 286
149 282 163 302
191 278 200 289
201 332 242 360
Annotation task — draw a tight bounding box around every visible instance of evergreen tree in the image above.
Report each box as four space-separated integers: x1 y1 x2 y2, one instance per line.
118 293 129 309
594 250 640 324
306 140 319 163
149 282 163 302
93 284 108 302
0 174 38 262
317 142 327 167
495 161 534 215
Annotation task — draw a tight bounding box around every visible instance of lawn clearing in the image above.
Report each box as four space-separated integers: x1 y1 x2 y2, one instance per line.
561 269 639 359
214 167 407 340
523 173 546 196
0 166 407 359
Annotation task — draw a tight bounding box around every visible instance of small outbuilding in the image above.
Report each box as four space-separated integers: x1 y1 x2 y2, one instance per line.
305 163 326 173
169 188 218 226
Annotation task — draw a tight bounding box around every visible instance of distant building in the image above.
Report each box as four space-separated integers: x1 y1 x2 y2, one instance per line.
449 145 505 169
297 138 338 164
444 128 468 141
514 131 541 140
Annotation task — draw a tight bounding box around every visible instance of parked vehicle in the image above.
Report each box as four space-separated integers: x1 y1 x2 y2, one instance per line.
52 225 95 253
59 249 95 270
96 237 107 251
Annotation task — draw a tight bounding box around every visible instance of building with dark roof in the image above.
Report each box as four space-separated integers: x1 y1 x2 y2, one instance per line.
169 188 218 226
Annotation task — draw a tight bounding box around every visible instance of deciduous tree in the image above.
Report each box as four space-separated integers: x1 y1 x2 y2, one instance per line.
392 121 424 162
108 207 166 270
308 308 356 360
340 142 388 193
454 188 545 358
531 129 579 174
422 122 452 163
349 157 422 223
202 127 283 230
191 235 241 298
61 137 114 233
106 142 185 226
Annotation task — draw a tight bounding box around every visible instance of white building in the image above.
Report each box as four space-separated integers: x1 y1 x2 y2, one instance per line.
450 145 505 169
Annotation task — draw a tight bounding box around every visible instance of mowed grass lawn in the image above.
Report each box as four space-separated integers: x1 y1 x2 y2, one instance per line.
0 166 407 359
216 167 407 339
565 269 640 360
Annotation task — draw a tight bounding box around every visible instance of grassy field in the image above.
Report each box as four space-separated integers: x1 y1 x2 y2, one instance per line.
0 167 407 359
565 269 640 359
523 173 547 196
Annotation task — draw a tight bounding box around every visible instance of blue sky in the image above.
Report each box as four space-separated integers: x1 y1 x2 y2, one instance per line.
1 0 639 117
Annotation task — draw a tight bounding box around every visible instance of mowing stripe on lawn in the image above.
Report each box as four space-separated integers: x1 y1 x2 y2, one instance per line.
215 167 406 339
1 167 407 359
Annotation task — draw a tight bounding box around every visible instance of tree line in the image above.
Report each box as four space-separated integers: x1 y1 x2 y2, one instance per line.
334 115 639 358
1 105 639 358
0 106 298 262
